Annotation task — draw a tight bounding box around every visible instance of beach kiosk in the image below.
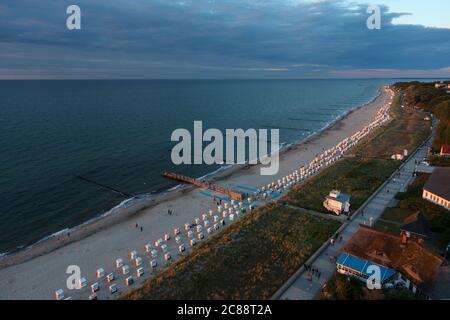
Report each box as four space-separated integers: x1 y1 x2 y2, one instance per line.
323 190 350 215
54 289 65 300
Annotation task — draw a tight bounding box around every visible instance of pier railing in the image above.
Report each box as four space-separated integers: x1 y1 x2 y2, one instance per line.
162 172 246 201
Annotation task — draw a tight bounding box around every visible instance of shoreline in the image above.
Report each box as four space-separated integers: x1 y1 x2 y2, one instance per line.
0 88 383 268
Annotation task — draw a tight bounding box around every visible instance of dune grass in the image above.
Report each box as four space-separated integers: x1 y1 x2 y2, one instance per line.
282 158 398 214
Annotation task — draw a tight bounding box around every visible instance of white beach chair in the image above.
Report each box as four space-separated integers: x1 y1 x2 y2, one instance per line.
115 258 123 269
54 289 64 301
109 284 117 294
135 257 142 267
125 276 134 286
130 250 138 261
137 267 145 278
107 273 114 283
91 282 99 293
96 268 105 279
122 265 130 275
79 277 88 288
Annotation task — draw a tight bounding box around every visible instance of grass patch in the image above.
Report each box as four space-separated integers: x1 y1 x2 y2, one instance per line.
282 158 398 214
122 205 340 299
429 155 450 167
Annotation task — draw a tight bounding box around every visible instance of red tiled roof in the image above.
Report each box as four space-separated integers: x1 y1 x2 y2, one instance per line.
340 226 444 290
401 212 431 238
441 144 450 155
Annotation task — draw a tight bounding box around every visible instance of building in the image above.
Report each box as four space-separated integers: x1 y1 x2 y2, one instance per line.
440 144 450 157
422 167 450 210
400 212 431 242
336 252 398 286
323 190 350 215
337 226 444 295
434 82 448 89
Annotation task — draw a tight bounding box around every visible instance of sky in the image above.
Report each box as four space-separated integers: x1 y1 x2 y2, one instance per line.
0 0 449 79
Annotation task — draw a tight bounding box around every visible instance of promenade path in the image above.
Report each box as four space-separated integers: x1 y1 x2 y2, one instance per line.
276 135 434 300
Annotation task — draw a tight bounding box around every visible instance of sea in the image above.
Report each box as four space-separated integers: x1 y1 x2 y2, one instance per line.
0 79 409 254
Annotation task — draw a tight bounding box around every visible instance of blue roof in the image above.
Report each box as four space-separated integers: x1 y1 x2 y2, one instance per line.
337 252 397 282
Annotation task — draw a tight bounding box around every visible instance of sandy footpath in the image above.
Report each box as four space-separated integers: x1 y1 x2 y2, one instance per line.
0 87 393 299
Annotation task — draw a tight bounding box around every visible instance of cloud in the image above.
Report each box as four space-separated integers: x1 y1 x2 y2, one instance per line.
0 0 449 78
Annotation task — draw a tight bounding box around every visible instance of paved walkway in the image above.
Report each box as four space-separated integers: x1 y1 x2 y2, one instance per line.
278 136 434 300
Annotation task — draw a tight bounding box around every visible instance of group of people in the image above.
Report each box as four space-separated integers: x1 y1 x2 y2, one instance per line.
304 264 321 281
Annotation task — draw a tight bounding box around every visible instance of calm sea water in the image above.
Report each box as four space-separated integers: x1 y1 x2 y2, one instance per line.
0 79 397 253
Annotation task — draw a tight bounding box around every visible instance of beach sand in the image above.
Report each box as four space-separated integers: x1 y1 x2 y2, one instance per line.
0 87 394 299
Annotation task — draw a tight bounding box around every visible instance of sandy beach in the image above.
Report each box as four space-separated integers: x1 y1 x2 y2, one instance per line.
0 86 394 300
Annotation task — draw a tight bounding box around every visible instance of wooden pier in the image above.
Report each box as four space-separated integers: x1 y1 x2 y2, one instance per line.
162 172 246 201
